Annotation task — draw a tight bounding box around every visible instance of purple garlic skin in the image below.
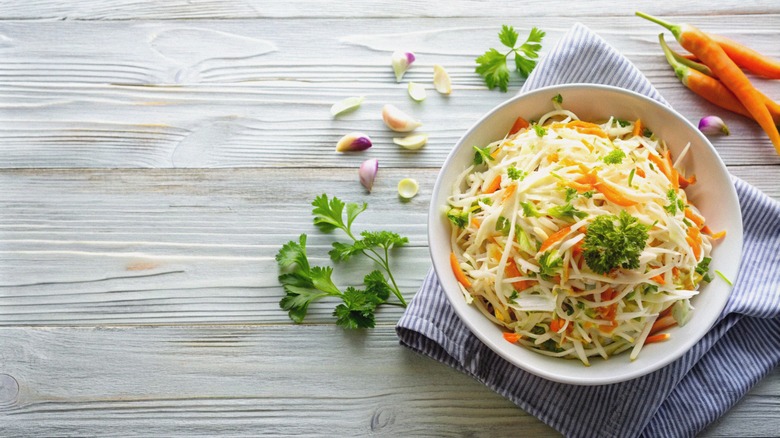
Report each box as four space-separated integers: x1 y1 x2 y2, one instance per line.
392 51 416 82
698 116 730 135
359 158 379 192
336 132 373 152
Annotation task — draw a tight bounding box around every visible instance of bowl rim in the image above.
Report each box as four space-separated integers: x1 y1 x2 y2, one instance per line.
427 83 743 385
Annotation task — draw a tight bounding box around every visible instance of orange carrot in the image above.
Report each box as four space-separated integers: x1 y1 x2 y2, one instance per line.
470 217 481 229
501 183 517 202
635 167 646 178
539 225 572 252
503 332 522 343
645 333 671 344
508 116 530 136
505 259 532 292
686 226 702 259
708 34 780 79
660 35 780 125
678 173 697 188
450 252 472 288
556 120 609 138
549 318 563 333
684 207 705 229
484 175 502 194
648 151 677 189
651 315 678 335
595 179 638 207
649 273 666 285
640 13 780 154
632 119 644 137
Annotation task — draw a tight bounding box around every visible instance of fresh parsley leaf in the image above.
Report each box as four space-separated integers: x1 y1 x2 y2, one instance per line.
642 127 653 137
473 145 495 165
507 165 526 181
552 94 563 104
508 290 519 303
564 187 578 202
617 119 631 128
276 195 410 328
603 149 626 164
476 26 545 91
582 211 649 275
664 189 680 215
447 208 468 228
548 203 587 221
496 216 511 235
533 124 547 137
582 191 594 199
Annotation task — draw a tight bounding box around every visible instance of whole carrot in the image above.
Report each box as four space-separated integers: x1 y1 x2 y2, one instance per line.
707 34 780 79
659 34 780 125
638 12 780 154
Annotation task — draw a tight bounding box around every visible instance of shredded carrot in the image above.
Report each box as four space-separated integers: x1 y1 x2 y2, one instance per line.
505 259 533 292
595 179 638 207
648 151 676 188
549 318 563 333
650 273 666 285
636 167 646 178
490 146 502 159
555 120 609 138
470 217 481 229
539 225 572 252
710 230 727 240
687 226 702 259
678 173 697 188
684 207 705 229
508 116 530 136
651 315 678 335
503 332 522 343
632 119 644 137
549 152 559 162
450 252 472 288
645 333 671 345
501 183 517 202
484 175 502 194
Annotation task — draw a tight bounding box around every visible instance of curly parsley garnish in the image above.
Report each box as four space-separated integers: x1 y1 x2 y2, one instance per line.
276 194 408 329
475 25 545 92
582 211 649 275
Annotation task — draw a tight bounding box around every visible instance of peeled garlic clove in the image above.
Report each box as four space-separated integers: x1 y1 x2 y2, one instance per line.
397 178 419 199
391 51 416 82
336 132 373 152
698 115 730 135
433 64 452 95
381 104 421 132
407 82 427 102
330 96 364 117
393 133 428 150
359 158 379 193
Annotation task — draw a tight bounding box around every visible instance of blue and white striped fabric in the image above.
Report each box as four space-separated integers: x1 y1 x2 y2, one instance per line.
396 23 780 438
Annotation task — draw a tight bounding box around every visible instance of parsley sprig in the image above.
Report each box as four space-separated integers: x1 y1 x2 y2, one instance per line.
476 25 545 92
582 211 649 275
276 194 408 329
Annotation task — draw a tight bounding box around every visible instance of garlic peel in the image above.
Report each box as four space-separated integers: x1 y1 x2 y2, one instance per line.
392 51 416 82
336 132 373 152
381 104 421 132
330 96 364 117
433 64 452 95
393 134 428 150
359 158 379 192
698 116 730 135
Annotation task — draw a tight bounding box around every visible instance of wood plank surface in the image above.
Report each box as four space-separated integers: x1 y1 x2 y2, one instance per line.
0 2 778 437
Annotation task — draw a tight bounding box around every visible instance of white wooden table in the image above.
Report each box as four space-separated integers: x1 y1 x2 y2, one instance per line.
1 2 778 436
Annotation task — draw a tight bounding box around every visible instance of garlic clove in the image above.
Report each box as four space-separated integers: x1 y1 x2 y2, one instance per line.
393 133 428 150
397 178 419 199
359 158 379 193
381 104 421 132
433 64 452 95
407 82 427 102
330 96 365 117
335 132 373 152
698 115 730 135
391 51 416 82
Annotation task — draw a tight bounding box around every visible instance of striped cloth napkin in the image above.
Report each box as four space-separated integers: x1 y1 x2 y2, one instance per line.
396 23 780 438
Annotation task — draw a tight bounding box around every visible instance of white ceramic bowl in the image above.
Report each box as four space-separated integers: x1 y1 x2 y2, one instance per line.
428 84 743 385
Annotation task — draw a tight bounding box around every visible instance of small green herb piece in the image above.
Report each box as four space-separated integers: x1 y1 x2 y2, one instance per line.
548 203 587 221
538 250 563 281
582 210 649 275
473 145 495 165
664 189 685 215
552 93 563 104
628 168 636 187
582 191 595 199
277 194 409 328
564 187 578 202
496 216 511 235
715 270 733 286
507 165 527 181
475 25 545 92
617 119 631 128
508 290 519 303
447 209 468 228
642 127 653 137
533 124 547 137
520 201 541 218
695 257 714 283
603 149 626 164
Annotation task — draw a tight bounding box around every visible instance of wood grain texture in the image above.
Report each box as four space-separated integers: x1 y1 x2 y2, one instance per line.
0 3 778 437
0 326 777 437
0 17 778 168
